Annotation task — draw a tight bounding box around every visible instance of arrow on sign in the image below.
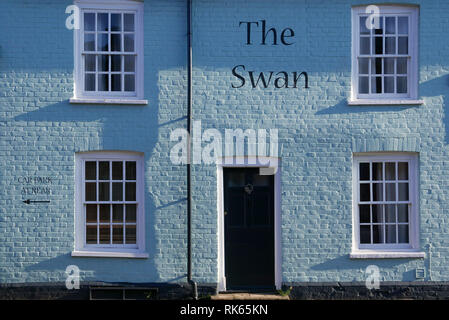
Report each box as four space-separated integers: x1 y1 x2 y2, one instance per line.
23 199 50 204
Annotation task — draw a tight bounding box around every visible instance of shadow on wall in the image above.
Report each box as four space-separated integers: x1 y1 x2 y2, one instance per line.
310 255 421 282
315 74 449 143
13 100 188 283
420 74 449 144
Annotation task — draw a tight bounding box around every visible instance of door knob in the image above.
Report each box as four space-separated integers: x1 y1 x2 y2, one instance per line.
224 211 228 216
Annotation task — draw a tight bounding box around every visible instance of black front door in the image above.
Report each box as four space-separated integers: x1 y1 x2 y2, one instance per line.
223 168 275 290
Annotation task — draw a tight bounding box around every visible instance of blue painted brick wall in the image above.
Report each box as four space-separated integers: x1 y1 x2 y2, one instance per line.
0 0 449 287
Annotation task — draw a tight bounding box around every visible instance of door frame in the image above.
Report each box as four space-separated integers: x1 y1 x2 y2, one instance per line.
217 156 281 292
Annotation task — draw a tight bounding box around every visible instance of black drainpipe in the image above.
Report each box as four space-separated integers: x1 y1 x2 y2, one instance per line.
187 0 198 300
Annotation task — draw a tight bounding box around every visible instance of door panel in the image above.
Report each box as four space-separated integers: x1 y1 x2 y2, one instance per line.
224 168 275 290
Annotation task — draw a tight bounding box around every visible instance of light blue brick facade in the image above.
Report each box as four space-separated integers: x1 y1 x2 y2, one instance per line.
1 0 449 292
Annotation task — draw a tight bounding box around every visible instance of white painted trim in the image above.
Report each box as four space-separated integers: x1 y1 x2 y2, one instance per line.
72 250 148 258
73 0 144 101
217 156 282 291
74 151 146 256
70 97 148 105
352 153 420 254
348 99 424 106
351 5 419 101
350 251 425 259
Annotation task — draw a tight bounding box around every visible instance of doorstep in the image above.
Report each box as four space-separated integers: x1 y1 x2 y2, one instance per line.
210 293 289 300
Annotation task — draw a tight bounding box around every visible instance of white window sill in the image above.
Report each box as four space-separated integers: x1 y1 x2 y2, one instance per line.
70 97 148 105
72 250 149 259
350 251 426 259
347 99 424 106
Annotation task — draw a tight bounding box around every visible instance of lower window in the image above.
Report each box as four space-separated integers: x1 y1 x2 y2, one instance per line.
74 151 145 257
353 153 419 252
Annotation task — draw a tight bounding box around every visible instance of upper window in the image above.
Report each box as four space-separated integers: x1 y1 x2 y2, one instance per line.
74 151 147 258
352 153 420 255
73 0 144 102
351 5 419 102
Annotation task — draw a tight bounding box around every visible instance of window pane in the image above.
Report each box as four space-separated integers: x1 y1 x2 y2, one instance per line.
385 16 395 34
111 55 121 72
124 14 135 31
84 13 95 31
374 16 383 35
85 55 96 72
371 58 382 75
372 225 384 243
386 183 396 201
124 56 135 72
111 74 121 92
372 205 384 223
126 204 137 223
384 58 394 74
99 55 109 72
372 162 382 180
112 162 123 180
112 182 123 201
359 16 369 35
397 76 407 94
385 162 395 180
385 37 396 54
397 58 407 74
125 75 135 92
386 225 397 243
371 77 382 94
398 225 409 243
99 161 109 180
85 161 96 180
373 37 383 54
360 37 370 55
84 34 95 51
124 34 134 52
86 204 97 223
373 183 383 201
359 58 369 74
398 162 408 180
97 13 109 31
111 14 122 32
85 182 96 201
111 34 121 52
398 17 408 34
359 205 370 223
97 34 108 52
126 161 136 180
126 182 136 201
113 226 124 244
99 225 111 244
112 204 124 222
359 76 369 94
360 225 371 244
99 182 110 201
98 74 108 91
384 77 394 93
85 74 95 91
398 37 408 54
360 184 370 201
398 204 408 223
86 225 97 244
385 204 396 223
398 183 409 201
359 163 370 180
99 204 110 223
125 226 136 244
